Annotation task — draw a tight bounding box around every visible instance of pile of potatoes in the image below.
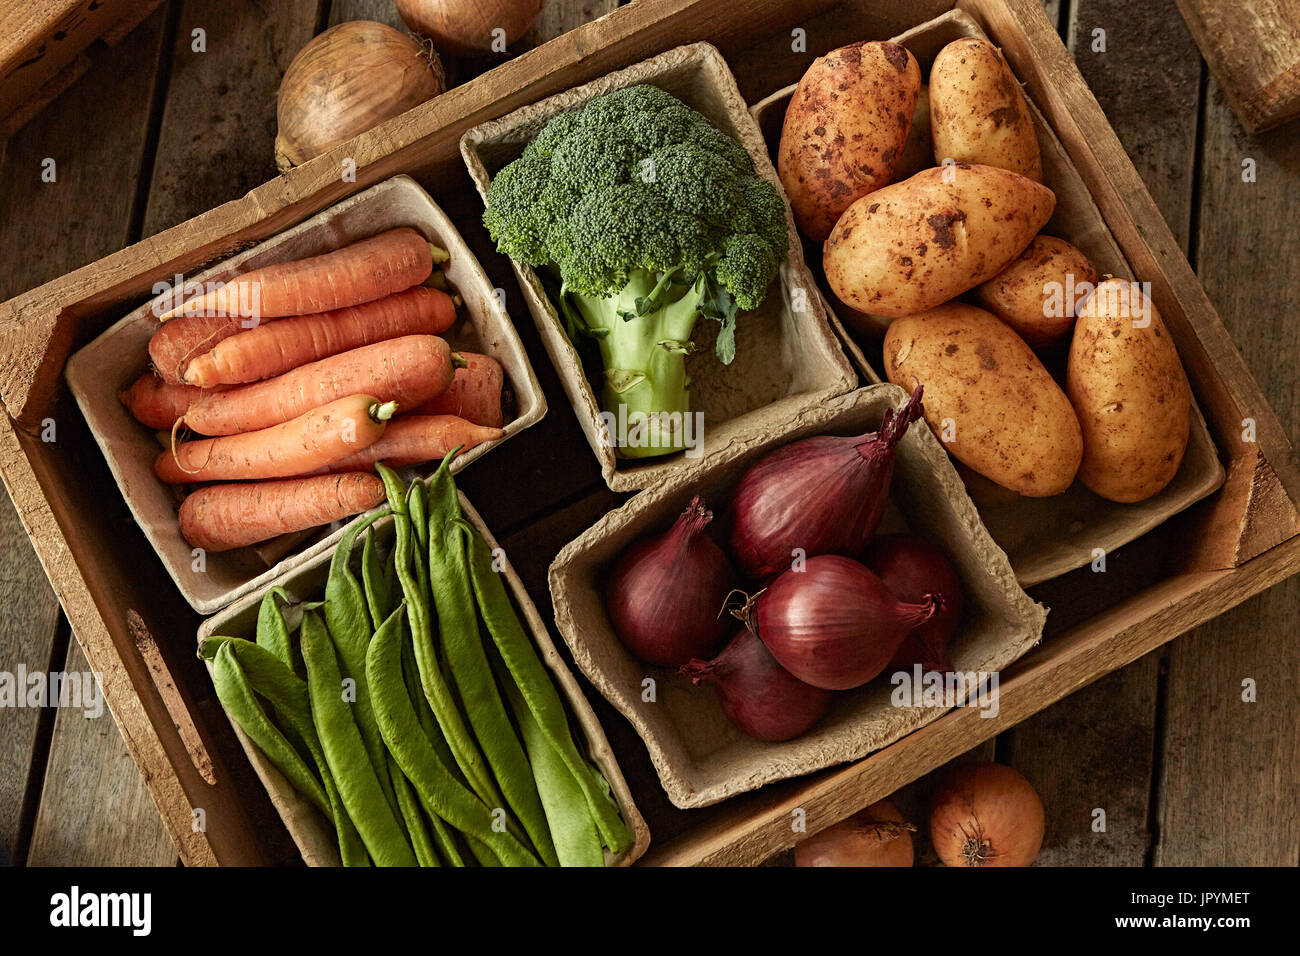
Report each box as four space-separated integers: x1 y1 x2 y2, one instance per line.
778 36 1191 504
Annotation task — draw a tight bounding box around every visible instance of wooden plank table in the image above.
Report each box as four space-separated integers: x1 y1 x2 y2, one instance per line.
0 0 1295 867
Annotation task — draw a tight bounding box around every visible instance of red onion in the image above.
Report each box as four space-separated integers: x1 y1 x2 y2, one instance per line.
606 496 738 667
745 554 935 690
863 534 963 674
682 629 832 742
729 386 924 578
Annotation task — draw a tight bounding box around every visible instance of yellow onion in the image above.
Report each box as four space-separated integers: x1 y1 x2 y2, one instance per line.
794 801 916 867
275 20 444 170
397 0 545 57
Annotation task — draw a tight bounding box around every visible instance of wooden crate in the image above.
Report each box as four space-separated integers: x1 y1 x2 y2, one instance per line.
0 0 165 140
0 0 1296 867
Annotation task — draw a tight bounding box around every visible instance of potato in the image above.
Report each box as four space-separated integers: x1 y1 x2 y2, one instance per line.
1067 279 1190 503
975 235 1099 346
883 302 1082 497
930 37 1042 181
891 85 933 181
823 163 1054 317
778 41 921 241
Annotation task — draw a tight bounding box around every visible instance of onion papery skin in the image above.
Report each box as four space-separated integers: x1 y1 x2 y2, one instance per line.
929 763 1045 867
397 0 546 58
752 554 936 690
864 534 963 674
606 497 738 668
794 800 915 867
682 629 832 742
275 21 444 170
729 387 924 579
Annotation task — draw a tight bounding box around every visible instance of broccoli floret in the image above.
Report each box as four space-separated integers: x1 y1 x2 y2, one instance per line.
483 85 789 458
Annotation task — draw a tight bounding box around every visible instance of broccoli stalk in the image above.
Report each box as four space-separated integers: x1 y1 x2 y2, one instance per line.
482 85 789 459
561 268 705 457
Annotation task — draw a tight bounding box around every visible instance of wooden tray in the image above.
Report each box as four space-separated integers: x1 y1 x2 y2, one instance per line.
0 0 1296 867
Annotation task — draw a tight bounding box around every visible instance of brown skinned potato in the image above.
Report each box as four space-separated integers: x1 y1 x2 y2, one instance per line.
930 37 1042 181
778 41 921 241
890 84 933 182
823 163 1055 317
975 235 1099 347
884 303 1082 497
1067 279 1191 502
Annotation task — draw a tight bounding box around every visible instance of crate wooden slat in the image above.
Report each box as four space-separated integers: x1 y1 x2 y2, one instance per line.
0 0 1296 866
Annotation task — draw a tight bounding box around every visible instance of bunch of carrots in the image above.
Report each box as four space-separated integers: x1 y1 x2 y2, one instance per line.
119 227 508 554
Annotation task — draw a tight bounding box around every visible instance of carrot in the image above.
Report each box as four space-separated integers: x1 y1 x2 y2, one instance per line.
157 228 433 321
182 335 459 437
323 415 505 471
149 312 255 384
407 351 504 427
120 373 206 429
182 286 457 388
178 473 386 551
156 394 395 484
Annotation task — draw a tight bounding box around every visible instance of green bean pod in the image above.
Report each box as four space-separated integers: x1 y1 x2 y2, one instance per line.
255 587 295 668
361 527 395 630
201 636 368 866
374 464 497 813
425 463 558 866
301 609 416 867
389 754 440 867
366 602 541 867
462 523 633 855
502 677 604 866
210 641 328 816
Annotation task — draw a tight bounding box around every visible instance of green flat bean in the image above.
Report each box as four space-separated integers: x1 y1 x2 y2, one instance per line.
462 522 632 855
425 463 558 866
324 510 403 825
389 754 440 867
255 588 294 667
301 609 416 867
210 641 328 816
361 527 394 630
365 602 541 867
503 676 603 867
201 636 368 866
374 464 497 813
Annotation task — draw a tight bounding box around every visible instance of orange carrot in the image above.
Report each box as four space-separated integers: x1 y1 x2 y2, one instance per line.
178 473 386 551
323 415 504 471
408 351 504 427
157 228 433 321
120 373 207 429
182 335 458 437
156 394 394 484
149 312 257 384
182 286 457 387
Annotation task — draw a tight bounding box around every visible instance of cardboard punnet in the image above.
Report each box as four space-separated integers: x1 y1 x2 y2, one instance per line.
460 42 857 494
550 384 1048 809
750 10 1225 586
197 491 650 867
65 175 546 614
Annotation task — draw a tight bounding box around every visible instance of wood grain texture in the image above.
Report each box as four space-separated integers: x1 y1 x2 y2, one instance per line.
0 494 63 862
140 0 325 237
1174 0 1300 133
1153 71 1300 866
0 6 167 866
26 642 178 867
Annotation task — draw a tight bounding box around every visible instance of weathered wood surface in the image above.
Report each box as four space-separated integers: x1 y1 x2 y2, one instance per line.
26 643 178 867
1174 0 1300 133
0 0 1296 867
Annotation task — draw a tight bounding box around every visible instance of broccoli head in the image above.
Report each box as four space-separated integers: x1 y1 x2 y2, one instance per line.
482 85 790 458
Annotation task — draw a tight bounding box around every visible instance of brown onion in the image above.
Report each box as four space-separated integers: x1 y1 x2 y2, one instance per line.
794 800 916 867
747 554 936 690
276 21 445 170
863 534 963 674
397 0 545 58
929 763 1044 867
729 386 924 579
682 629 832 742
606 497 738 667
